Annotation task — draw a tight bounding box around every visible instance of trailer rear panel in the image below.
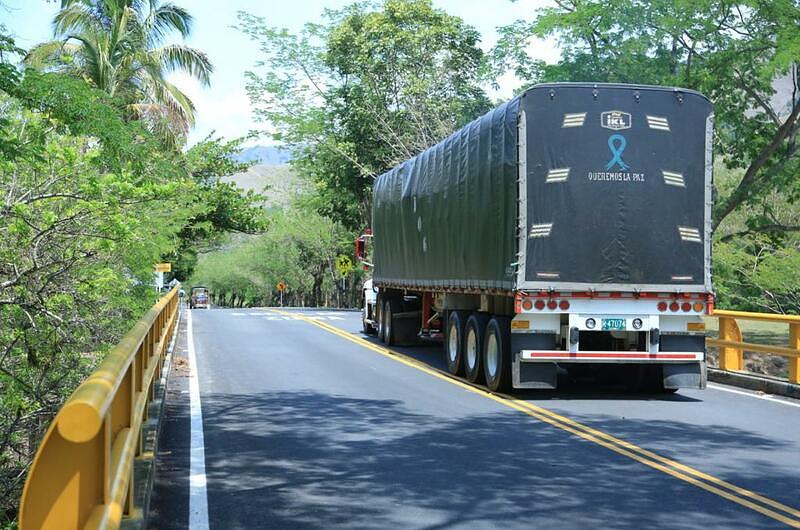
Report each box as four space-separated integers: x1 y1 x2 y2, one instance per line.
518 84 713 291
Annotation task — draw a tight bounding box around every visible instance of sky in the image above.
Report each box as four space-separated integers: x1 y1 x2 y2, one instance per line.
1 0 559 146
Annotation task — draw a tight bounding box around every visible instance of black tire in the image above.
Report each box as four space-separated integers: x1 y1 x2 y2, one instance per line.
484 316 512 392
383 298 401 345
464 313 490 383
444 310 467 375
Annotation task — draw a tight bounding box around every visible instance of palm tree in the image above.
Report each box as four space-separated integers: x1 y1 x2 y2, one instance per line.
26 0 212 146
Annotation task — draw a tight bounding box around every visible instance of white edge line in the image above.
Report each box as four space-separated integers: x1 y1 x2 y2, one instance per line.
707 383 800 409
187 309 210 530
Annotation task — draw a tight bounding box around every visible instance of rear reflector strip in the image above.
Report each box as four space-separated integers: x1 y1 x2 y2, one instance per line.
536 272 560 279
671 275 694 281
546 168 570 183
678 226 702 243
562 113 586 128
647 115 671 131
662 170 685 187
523 351 701 360
529 223 553 238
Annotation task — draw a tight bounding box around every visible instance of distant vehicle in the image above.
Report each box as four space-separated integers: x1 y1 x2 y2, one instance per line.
189 286 210 309
358 82 713 393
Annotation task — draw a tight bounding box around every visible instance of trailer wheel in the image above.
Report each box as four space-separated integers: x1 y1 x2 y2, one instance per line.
484 316 512 392
464 313 489 383
383 298 403 345
444 310 467 376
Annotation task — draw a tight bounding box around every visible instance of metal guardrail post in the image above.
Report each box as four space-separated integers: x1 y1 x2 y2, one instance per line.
718 316 743 372
18 286 180 530
790 323 799 384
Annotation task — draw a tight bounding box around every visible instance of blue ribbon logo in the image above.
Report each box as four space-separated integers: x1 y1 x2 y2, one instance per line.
605 134 630 170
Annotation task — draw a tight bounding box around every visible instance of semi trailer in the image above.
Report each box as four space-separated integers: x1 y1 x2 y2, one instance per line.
357 83 713 392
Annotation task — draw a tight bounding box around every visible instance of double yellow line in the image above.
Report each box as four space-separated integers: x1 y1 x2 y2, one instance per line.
269 308 800 528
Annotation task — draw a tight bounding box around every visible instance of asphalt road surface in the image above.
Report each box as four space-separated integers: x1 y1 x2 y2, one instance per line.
148 307 800 529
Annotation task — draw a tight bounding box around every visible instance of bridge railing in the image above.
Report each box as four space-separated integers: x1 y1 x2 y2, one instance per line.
707 309 800 384
18 285 181 530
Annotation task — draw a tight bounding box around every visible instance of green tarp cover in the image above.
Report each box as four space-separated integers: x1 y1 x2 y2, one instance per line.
372 98 520 291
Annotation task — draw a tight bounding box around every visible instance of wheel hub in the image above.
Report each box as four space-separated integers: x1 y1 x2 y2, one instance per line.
466 329 477 370
448 322 458 363
487 334 498 378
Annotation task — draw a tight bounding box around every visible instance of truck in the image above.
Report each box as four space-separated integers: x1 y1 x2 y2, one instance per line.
356 83 713 393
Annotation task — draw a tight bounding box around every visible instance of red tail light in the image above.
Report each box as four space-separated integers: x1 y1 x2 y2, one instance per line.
693 302 704 312
547 300 558 310
522 299 533 311
657 301 668 312
681 302 691 312
669 302 680 312
559 300 570 310
534 300 546 310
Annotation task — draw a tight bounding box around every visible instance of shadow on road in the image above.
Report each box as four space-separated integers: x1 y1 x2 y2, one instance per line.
199 389 787 530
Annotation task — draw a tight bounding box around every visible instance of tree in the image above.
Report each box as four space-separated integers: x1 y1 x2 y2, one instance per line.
0 57 195 522
26 0 212 146
0 27 258 521
169 134 267 280
238 0 490 229
493 0 800 234
190 206 355 308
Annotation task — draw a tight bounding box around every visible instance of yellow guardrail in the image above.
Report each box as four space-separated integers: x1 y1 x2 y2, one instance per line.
18 285 181 530
707 309 800 384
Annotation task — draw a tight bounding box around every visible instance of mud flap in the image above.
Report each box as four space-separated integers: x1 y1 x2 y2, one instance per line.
393 310 421 345
511 333 559 389
513 355 559 389
663 362 706 389
660 334 706 389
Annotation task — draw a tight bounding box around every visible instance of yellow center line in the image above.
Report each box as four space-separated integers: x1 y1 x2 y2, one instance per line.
269 308 800 528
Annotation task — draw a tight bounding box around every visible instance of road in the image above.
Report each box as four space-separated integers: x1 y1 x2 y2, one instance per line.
148 307 800 529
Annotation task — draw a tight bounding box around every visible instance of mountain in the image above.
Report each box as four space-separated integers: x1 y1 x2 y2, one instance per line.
222 164 308 209
235 145 293 166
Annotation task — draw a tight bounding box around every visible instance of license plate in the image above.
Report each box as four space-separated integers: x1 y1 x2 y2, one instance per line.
602 318 626 331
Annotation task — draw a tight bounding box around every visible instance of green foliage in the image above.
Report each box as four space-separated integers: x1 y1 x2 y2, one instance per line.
190 206 357 308
186 133 252 185
0 25 248 522
712 166 800 313
238 0 490 229
169 134 267 280
26 0 213 147
0 83 189 522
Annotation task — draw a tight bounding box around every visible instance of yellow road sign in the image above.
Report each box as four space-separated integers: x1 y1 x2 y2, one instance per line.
276 281 287 292
336 255 353 277
154 263 171 272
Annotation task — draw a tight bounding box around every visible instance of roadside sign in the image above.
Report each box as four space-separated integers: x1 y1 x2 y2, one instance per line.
154 263 171 272
276 281 287 292
336 255 353 277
